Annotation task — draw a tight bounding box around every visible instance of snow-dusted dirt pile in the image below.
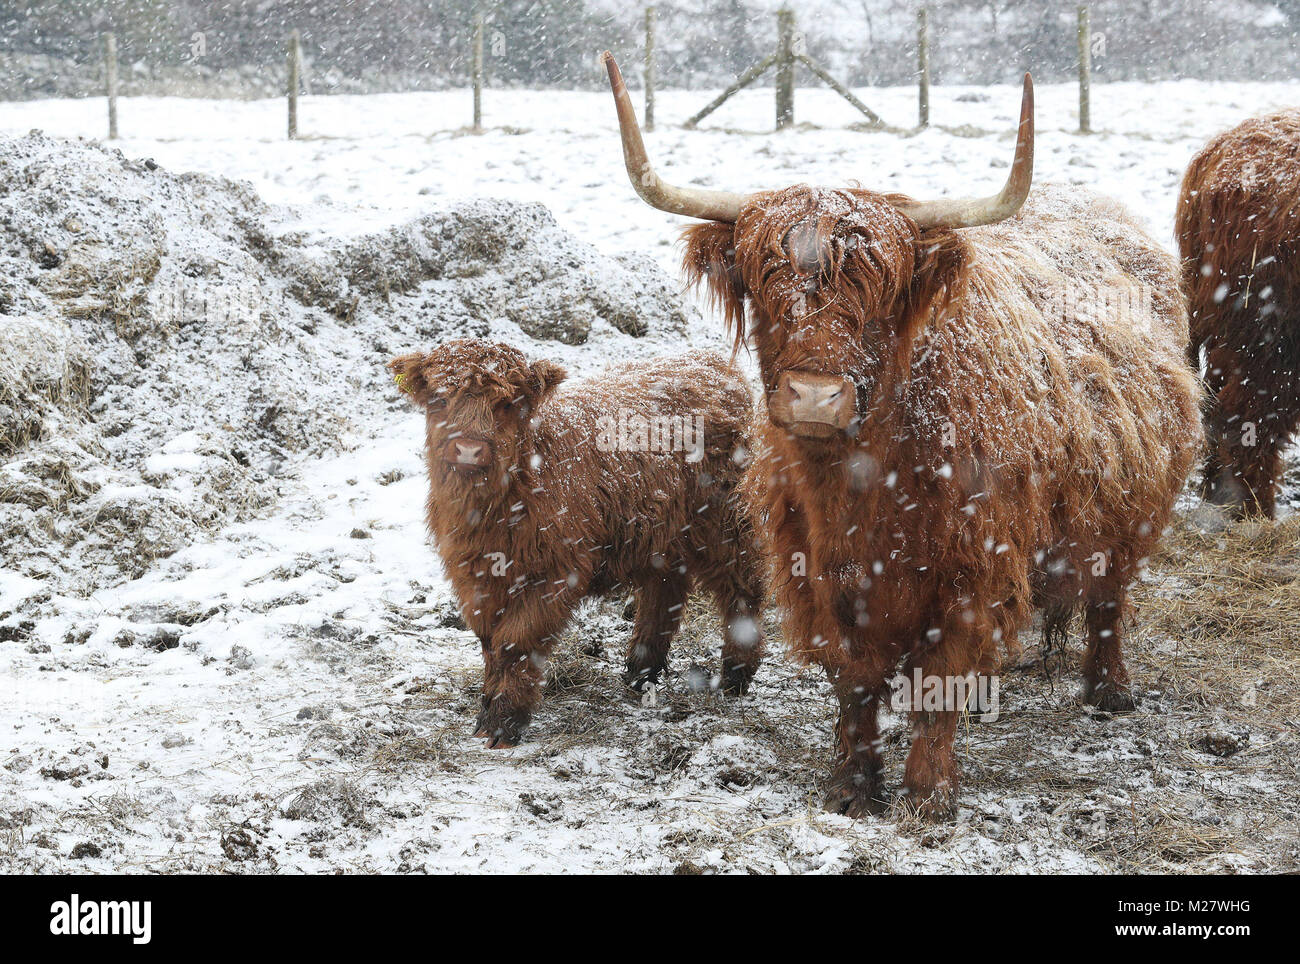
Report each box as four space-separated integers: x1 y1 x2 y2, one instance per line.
1 106 1298 872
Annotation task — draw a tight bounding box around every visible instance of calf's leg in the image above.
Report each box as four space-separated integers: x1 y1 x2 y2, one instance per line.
624 571 689 691
718 588 764 695
476 599 572 747
1202 350 1296 519
699 559 766 695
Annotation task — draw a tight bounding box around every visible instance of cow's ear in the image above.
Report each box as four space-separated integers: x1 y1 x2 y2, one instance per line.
904 231 968 339
682 221 746 348
388 353 432 404
525 359 567 409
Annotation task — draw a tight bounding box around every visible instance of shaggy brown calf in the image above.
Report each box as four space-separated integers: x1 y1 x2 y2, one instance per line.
604 54 1201 819
389 339 764 746
1176 109 1300 518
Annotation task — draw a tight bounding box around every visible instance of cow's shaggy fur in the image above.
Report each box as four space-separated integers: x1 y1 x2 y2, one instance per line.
682 183 1202 819
1176 109 1300 518
389 340 765 746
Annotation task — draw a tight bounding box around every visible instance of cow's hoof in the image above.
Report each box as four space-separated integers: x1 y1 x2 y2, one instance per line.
475 704 529 747
1083 682 1136 713
898 786 958 823
823 767 888 819
719 661 755 696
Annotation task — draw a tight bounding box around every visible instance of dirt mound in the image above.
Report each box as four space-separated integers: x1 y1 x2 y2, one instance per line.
0 132 697 602
277 198 689 344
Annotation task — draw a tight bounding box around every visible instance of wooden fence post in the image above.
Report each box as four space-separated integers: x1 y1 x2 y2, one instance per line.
644 6 656 132
1077 6 1091 133
104 33 118 140
684 5 880 132
472 13 484 133
917 8 930 128
287 30 301 139
775 8 795 129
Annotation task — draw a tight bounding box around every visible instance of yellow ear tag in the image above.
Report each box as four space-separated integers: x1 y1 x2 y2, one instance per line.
394 372 409 393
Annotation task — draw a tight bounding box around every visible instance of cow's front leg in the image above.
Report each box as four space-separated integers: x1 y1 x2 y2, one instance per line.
900 630 981 821
473 639 509 739
901 706 960 822
824 669 890 818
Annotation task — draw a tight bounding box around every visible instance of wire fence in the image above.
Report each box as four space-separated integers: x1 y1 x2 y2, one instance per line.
97 5 1105 142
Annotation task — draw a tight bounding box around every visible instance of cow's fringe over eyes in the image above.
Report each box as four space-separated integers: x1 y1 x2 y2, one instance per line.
681 187 967 357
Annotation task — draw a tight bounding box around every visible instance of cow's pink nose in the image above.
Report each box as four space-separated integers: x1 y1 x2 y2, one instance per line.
769 371 856 439
442 437 493 468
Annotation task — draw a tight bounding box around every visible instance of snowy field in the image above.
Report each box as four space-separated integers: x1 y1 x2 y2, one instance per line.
2 80 1299 874
4 79 1299 269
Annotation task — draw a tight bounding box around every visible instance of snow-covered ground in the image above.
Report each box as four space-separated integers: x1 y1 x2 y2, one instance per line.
2 81 1299 874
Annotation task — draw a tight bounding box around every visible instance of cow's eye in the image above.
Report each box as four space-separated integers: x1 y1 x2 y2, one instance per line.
428 396 447 411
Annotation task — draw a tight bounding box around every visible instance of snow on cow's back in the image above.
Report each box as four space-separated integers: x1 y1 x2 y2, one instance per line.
900 180 1202 539
1190 108 1300 198
968 182 1191 359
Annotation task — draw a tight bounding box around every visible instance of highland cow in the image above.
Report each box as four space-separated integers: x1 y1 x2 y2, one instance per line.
389 339 765 747
603 53 1201 819
1177 109 1300 518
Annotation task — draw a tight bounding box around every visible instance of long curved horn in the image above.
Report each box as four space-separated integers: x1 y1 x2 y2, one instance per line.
895 73 1035 230
603 51 748 223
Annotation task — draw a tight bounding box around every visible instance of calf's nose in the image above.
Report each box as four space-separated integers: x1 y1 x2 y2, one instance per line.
444 437 492 467
772 371 856 438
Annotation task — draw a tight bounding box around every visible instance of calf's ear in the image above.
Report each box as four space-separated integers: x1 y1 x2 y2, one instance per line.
526 359 567 409
387 353 432 403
